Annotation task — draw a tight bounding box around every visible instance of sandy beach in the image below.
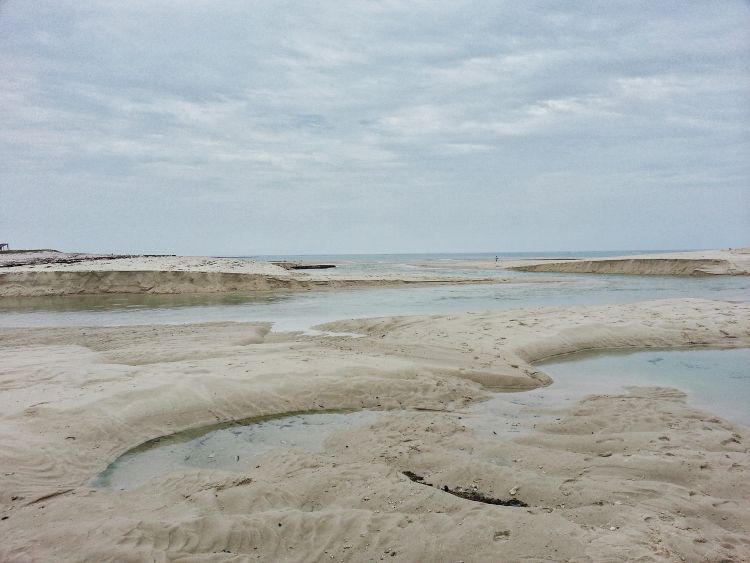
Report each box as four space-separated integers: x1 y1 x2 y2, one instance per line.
1 297 748 561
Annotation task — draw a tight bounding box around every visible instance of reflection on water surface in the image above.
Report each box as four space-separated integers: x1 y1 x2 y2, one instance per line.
1 271 748 332
468 348 750 438
93 410 381 491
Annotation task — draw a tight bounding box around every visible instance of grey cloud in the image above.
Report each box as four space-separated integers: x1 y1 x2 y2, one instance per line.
1 0 748 254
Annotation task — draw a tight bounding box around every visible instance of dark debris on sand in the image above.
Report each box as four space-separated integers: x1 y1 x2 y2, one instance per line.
402 471 528 507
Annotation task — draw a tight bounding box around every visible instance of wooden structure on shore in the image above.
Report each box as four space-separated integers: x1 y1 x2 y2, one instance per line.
271 261 336 270
0 243 8 251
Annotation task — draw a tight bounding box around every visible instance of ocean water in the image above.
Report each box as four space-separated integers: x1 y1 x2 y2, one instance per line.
251 250 679 278
252 250 679 264
0 252 748 330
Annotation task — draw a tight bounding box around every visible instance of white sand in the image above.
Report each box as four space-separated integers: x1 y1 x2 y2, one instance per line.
1 298 748 561
3 255 292 275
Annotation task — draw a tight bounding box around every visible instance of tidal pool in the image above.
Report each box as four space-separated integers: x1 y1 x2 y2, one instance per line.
93 410 380 491
93 348 748 491
467 347 750 437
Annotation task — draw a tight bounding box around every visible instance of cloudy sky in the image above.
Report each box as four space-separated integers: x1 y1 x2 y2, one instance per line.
1 1 748 255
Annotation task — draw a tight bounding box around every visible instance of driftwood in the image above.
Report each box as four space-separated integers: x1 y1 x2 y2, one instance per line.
271 261 336 270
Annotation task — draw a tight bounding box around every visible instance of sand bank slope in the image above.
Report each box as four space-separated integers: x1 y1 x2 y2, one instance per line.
0 270 306 296
0 269 506 296
319 298 750 388
0 255 293 296
509 248 750 276
0 299 748 561
0 255 507 296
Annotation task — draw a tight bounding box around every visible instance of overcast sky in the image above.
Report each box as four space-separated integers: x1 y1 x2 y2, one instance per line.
1 1 748 255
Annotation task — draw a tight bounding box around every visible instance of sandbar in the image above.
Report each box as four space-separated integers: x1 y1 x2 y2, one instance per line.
0 254 521 297
507 248 750 276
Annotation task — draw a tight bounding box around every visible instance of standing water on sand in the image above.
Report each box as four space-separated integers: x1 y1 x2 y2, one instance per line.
93 410 381 491
539 348 750 427
468 348 750 439
95 348 749 492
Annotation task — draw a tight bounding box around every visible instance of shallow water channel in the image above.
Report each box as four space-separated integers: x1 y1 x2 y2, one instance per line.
93 348 749 491
2 271 748 332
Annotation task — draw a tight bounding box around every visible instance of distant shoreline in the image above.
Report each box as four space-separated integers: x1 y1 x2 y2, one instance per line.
0 248 747 297
0 253 513 297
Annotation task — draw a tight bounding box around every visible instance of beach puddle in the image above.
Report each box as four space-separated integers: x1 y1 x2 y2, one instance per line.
92 410 380 491
92 349 748 491
467 347 750 436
